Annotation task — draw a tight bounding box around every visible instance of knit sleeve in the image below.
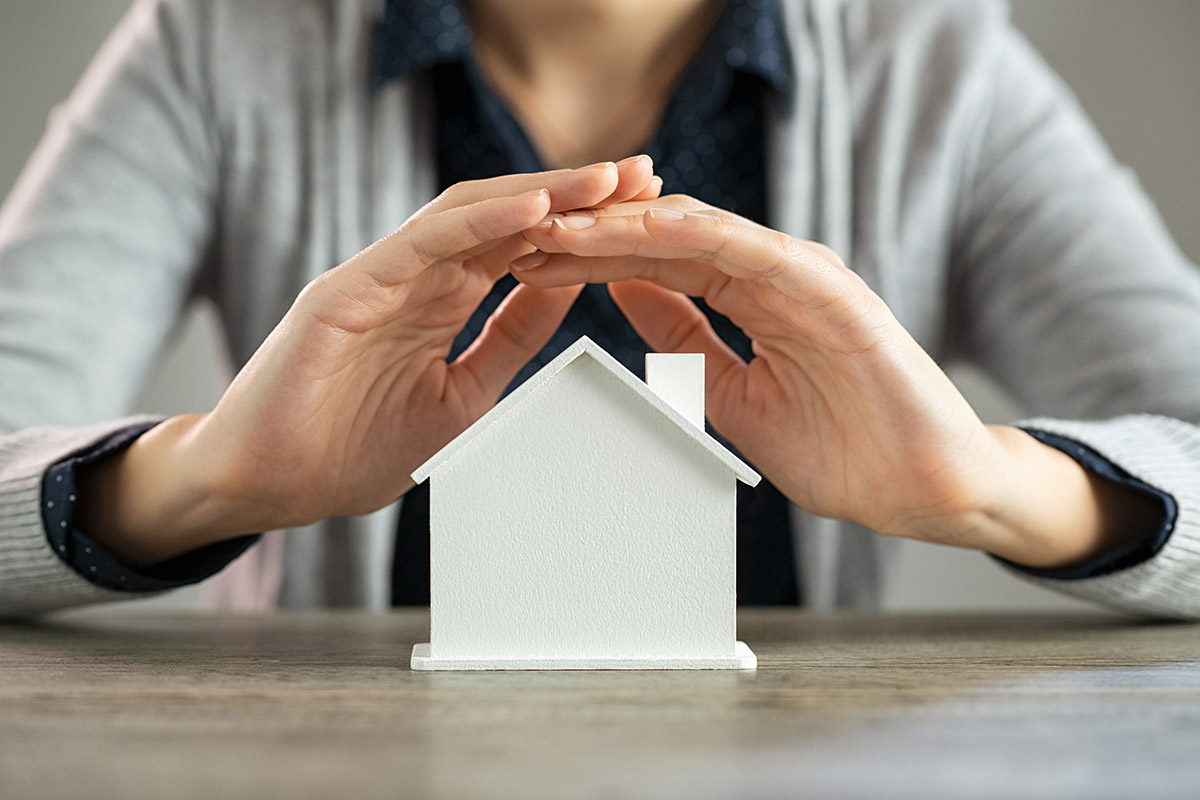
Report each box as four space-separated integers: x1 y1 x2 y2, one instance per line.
996 417 1200 618
950 19 1200 617
0 420 162 617
0 0 220 615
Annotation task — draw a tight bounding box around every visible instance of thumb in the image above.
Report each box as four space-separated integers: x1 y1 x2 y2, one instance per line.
450 282 584 406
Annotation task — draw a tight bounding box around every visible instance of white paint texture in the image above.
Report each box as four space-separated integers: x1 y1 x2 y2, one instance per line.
411 337 758 669
645 353 705 428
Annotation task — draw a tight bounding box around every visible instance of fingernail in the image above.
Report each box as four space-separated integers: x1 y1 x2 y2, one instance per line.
533 212 564 229
511 251 550 271
518 188 549 198
616 154 651 168
555 216 597 231
581 161 616 172
648 208 685 222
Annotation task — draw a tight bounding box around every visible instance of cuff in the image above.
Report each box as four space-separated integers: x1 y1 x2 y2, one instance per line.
42 423 259 593
993 428 1176 580
0 418 163 616
997 414 1200 619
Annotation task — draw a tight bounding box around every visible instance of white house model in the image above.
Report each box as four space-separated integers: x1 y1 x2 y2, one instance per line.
409 336 760 670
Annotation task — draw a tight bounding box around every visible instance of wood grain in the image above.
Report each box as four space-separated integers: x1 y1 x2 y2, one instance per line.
1 609 1198 799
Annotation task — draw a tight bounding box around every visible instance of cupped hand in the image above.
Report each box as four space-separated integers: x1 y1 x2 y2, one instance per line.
202 160 662 523
78 159 660 565
512 197 1153 566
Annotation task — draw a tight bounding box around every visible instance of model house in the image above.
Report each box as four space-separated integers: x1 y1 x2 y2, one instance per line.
410 336 760 670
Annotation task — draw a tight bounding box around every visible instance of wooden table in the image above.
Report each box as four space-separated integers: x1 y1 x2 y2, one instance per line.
1 609 1198 799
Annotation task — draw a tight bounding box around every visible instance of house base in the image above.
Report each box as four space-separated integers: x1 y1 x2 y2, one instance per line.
410 641 757 670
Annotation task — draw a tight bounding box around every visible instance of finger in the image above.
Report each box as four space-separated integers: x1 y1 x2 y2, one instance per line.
451 282 585 406
401 232 540 319
427 163 621 216
641 209 851 304
627 175 664 203
434 220 539 270
542 207 759 259
607 279 746 414
537 208 852 306
594 155 657 206
353 189 552 286
512 250 728 300
464 232 539 283
522 193 709 253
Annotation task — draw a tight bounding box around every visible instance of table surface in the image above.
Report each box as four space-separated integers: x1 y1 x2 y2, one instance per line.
1 609 1198 800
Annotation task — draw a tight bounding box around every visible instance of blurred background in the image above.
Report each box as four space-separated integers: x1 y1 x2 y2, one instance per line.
1 1 1197 612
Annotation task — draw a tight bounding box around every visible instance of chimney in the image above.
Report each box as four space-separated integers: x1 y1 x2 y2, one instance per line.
645 353 705 428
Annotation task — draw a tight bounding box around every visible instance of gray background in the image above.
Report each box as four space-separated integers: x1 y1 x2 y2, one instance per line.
2 1 1197 611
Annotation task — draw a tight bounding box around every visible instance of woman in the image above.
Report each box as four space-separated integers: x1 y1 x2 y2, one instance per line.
1 0 1198 616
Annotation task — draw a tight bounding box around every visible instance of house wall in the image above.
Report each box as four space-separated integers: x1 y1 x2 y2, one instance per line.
430 357 737 659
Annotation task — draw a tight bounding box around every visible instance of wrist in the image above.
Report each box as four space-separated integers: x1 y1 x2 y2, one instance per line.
74 414 271 569
911 425 1160 569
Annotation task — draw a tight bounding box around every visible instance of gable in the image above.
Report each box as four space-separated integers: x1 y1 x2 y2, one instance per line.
412 337 760 486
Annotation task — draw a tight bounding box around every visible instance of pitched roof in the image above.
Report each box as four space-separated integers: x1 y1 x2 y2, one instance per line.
411 336 762 486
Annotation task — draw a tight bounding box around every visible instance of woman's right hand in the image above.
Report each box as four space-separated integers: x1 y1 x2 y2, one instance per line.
76 158 659 567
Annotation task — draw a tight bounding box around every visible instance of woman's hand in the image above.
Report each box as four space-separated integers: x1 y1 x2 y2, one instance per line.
514 197 1160 568
76 159 660 567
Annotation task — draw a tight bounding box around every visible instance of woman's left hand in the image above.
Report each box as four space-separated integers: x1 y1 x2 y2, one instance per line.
513 197 1159 568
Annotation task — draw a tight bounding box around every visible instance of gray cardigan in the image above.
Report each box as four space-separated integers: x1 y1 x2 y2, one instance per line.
3 0 1200 617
